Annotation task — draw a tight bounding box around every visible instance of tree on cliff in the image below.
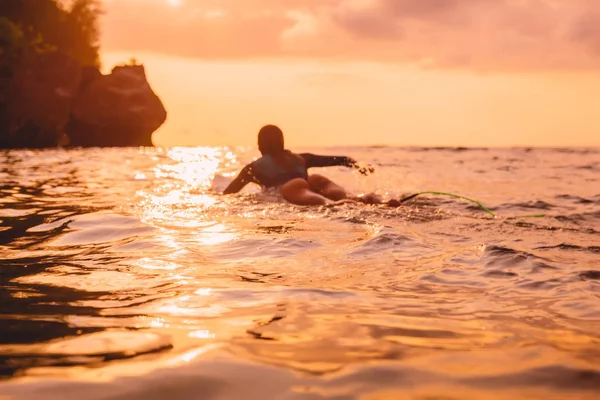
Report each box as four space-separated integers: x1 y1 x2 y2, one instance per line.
1 0 102 148
0 0 102 67
0 18 24 75
1 0 167 149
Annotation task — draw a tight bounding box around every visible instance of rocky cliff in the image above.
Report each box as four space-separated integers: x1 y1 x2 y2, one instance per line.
67 64 167 147
0 51 81 148
0 53 167 148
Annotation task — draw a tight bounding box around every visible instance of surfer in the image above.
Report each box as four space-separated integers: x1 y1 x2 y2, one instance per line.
223 125 381 206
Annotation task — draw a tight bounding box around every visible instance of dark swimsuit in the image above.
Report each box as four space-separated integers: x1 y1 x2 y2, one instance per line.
249 154 308 188
224 152 352 194
221 153 353 194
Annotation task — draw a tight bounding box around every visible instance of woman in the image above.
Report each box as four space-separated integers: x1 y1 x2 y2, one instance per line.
223 125 376 206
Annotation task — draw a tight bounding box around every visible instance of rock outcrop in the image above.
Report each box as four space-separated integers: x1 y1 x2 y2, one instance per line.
0 55 167 149
0 51 82 148
66 64 167 147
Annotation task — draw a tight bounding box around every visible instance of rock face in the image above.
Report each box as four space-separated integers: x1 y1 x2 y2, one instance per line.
0 57 167 149
66 64 167 147
0 51 82 148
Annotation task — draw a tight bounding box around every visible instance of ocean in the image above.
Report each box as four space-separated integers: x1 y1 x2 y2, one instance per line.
0 146 599 399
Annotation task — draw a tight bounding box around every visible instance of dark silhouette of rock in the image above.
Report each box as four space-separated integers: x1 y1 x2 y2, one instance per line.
0 51 82 148
80 65 102 89
0 55 167 149
66 64 167 147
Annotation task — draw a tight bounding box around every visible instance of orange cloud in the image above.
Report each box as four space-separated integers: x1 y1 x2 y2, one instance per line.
101 0 600 70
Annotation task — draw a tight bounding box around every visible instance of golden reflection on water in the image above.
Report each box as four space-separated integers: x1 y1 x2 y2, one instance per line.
135 147 234 228
162 147 224 186
165 344 224 366
197 223 239 246
133 146 240 274
189 330 216 339
1 146 600 399
132 258 181 271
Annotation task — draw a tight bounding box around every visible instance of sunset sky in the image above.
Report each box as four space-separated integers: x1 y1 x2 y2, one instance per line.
100 0 600 147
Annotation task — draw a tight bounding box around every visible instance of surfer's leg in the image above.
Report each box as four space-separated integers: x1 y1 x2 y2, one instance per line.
307 174 348 201
280 178 329 206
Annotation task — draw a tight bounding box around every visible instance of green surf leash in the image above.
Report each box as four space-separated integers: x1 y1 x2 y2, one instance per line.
399 191 497 217
398 191 550 220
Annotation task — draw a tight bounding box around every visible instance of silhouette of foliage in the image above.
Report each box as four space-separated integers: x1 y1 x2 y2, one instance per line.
0 0 102 67
0 17 24 71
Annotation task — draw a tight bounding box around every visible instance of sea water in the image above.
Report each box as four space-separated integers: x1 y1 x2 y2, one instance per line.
0 146 599 399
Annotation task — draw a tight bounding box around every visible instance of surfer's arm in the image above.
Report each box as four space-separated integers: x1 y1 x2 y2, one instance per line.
299 153 374 175
223 165 256 194
300 153 355 168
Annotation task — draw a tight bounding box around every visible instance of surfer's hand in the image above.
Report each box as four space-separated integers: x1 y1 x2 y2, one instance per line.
353 163 375 176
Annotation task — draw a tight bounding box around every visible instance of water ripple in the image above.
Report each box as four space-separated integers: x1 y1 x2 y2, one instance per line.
0 147 599 399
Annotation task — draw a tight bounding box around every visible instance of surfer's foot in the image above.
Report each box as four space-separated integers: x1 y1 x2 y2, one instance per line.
353 192 383 204
328 196 403 208
386 199 402 208
329 198 356 206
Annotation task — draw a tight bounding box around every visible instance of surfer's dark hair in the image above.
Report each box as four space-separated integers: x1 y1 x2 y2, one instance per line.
258 125 285 155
